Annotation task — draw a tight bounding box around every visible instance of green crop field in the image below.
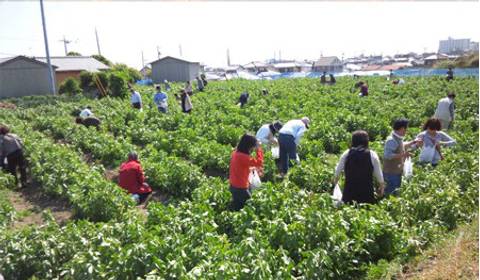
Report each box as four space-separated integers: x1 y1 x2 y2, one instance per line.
0 76 478 279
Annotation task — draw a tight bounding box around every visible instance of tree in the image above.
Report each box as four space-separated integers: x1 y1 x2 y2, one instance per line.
67 51 82 56
92 54 112 67
58 78 82 95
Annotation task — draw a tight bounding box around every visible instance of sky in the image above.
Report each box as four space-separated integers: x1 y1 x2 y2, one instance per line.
0 1 479 69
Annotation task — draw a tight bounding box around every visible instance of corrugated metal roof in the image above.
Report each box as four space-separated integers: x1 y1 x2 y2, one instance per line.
150 56 199 65
243 62 269 68
36 56 109 72
315 56 341 66
273 62 300 68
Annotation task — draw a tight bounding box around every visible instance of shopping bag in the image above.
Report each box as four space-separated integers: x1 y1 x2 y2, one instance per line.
403 157 413 178
271 147 280 159
419 146 436 163
248 170 262 190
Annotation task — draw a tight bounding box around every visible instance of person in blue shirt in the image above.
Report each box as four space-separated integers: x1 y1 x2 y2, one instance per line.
278 117 310 176
153 85 168 113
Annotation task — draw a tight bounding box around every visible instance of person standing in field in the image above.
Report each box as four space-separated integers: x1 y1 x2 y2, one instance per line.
153 85 168 113
239 91 249 108
434 92 456 130
118 152 152 207
329 74 336 85
413 118 456 166
256 121 283 148
333 130 385 204
0 125 27 188
383 119 419 196
229 134 264 211
200 73 208 87
130 88 143 110
359 81 369 96
278 117 310 176
185 81 193 95
175 89 193 113
446 67 454 82
196 76 204 92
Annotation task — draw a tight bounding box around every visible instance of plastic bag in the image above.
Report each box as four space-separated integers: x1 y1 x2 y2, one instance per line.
403 157 413 178
419 146 436 163
248 170 262 190
332 184 342 201
271 147 279 159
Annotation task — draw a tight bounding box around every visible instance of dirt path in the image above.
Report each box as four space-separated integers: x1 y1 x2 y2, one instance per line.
7 183 72 229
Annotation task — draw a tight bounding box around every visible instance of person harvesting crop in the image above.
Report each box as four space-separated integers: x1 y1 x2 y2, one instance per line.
153 85 168 113
175 89 193 113
256 121 283 148
196 76 204 92
320 72 327 84
0 125 27 188
79 106 93 118
446 66 454 82
130 88 143 110
413 118 456 166
333 130 385 204
229 134 263 211
434 92 456 130
118 152 152 206
239 91 249 108
185 81 193 95
278 117 310 176
383 119 419 195
75 116 101 130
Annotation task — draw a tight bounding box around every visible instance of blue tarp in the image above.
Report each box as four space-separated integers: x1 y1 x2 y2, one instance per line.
136 79 153 85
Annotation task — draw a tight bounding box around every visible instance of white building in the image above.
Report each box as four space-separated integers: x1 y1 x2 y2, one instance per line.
438 37 474 54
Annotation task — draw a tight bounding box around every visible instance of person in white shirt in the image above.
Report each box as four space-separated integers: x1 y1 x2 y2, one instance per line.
256 121 283 147
130 88 142 109
333 130 384 204
278 117 310 175
79 106 93 118
434 92 456 130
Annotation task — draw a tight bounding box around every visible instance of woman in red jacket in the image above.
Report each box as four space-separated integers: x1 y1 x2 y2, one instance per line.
229 134 264 211
118 152 152 206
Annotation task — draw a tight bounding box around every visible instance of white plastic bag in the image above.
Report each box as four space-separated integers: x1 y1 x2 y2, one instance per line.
419 146 436 163
271 147 280 159
332 184 342 201
296 153 300 163
403 157 413 178
248 170 262 190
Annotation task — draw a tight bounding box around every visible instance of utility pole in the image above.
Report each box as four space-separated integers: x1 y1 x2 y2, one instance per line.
178 44 183 57
226 48 231 66
141 51 146 79
40 0 56 94
59 35 72 55
157 46 161 58
95 27 101 55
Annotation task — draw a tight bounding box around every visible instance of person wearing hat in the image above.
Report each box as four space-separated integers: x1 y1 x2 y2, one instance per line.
118 152 152 206
278 117 310 175
256 121 283 148
434 92 456 130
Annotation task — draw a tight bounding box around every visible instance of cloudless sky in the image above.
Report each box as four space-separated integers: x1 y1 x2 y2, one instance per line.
0 1 478 68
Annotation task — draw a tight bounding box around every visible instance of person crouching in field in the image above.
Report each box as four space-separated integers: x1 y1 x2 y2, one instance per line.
333 130 385 204
118 152 152 207
0 125 27 188
256 121 283 149
75 116 101 130
229 134 264 211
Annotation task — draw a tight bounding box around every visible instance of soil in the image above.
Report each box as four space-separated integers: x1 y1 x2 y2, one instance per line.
7 181 72 229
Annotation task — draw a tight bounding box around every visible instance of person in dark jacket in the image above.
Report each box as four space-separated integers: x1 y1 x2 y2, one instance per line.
118 152 152 206
229 134 263 211
446 67 454 82
175 90 193 113
200 73 208 87
239 92 249 108
75 116 101 130
320 72 327 84
333 130 385 204
0 125 27 187
329 74 336 85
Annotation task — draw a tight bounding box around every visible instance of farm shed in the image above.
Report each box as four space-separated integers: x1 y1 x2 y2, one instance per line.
37 56 109 88
150 56 200 83
0 56 56 98
312 56 343 73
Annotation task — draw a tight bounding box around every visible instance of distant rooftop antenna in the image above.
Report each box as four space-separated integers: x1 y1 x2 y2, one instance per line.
59 35 72 55
227 48 231 66
95 27 102 55
157 46 161 58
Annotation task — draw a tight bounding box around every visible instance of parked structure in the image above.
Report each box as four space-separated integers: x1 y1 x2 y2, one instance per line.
312 56 343 73
438 37 478 54
424 54 449 67
242 62 270 73
150 56 200 83
0 56 57 98
273 62 302 73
